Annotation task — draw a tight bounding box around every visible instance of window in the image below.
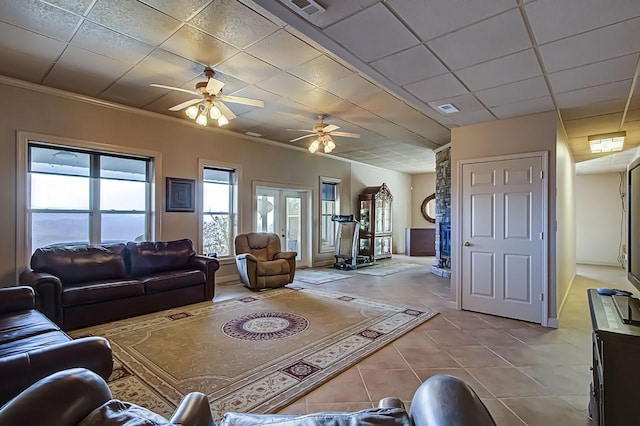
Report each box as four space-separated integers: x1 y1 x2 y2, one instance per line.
28 143 152 251
320 179 340 252
202 166 236 257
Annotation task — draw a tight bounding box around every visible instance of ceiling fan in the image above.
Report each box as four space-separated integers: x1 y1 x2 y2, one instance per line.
150 67 264 127
288 114 361 153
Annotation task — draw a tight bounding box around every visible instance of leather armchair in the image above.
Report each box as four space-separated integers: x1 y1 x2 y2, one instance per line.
0 368 214 426
235 233 297 290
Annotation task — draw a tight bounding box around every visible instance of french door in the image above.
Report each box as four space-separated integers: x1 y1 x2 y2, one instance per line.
256 187 309 266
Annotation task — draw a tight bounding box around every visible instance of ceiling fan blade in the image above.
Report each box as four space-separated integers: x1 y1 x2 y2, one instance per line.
205 78 225 95
290 134 317 143
215 101 237 120
150 84 199 96
286 129 314 132
322 124 340 133
169 98 202 111
218 95 264 108
330 131 361 138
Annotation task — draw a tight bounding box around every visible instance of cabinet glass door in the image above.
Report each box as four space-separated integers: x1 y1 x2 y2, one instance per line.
360 200 371 232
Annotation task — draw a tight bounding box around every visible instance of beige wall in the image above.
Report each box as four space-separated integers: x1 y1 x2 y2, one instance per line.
555 123 577 318
0 82 412 283
450 111 560 320
410 173 436 228
575 172 625 266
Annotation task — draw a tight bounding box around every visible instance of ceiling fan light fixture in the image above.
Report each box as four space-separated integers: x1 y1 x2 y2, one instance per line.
195 113 208 126
185 105 199 119
209 105 222 119
217 115 229 127
308 140 320 153
588 131 626 153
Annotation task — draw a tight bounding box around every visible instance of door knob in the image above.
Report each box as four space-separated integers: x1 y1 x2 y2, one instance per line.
464 241 471 246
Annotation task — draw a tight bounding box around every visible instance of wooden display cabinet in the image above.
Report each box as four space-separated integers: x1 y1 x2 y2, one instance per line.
358 183 393 260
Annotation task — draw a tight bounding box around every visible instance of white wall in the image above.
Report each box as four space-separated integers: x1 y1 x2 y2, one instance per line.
0 82 412 283
555 123 577 319
575 172 626 266
451 111 561 319
410 173 436 228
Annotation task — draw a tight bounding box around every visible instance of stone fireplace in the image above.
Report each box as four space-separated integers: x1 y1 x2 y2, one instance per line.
430 146 451 279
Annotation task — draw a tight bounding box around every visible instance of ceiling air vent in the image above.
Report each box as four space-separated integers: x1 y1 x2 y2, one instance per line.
435 103 460 114
282 0 326 16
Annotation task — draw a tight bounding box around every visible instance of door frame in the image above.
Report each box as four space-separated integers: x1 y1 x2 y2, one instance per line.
454 151 549 326
252 181 313 268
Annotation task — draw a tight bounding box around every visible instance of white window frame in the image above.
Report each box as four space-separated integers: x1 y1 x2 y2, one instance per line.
16 131 162 278
319 177 341 253
197 158 241 260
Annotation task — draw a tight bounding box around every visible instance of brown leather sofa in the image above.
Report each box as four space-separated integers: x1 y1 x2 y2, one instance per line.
235 233 297 290
0 368 495 426
0 287 113 407
0 368 213 426
19 239 219 330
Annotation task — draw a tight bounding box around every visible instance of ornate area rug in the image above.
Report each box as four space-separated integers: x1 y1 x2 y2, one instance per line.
71 287 435 420
294 269 351 284
356 262 422 276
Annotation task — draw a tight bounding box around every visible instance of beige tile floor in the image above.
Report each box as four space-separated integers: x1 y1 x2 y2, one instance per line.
215 257 633 425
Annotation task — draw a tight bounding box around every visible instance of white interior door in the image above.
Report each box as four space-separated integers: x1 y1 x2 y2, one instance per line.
461 155 545 323
256 187 308 266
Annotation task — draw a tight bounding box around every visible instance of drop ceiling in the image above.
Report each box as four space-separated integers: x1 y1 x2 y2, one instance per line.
0 0 638 174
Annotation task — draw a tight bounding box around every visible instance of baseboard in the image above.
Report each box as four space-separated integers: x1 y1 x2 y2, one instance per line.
547 317 559 328
576 260 624 267
557 273 577 320
217 275 241 285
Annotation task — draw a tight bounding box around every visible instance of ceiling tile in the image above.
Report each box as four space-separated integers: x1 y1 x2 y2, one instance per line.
139 89 192 116
88 0 181 46
189 0 278 49
256 72 315 99
455 49 541 91
560 99 627 121
289 55 354 88
289 87 345 113
0 21 66 83
230 85 281 106
490 95 555 119
324 3 419 62
525 0 640 45
246 29 321 70
46 0 94 15
555 80 632 109
101 67 184 107
134 49 202 82
427 94 495 125
161 25 238 67
139 0 211 21
43 45 130 96
427 9 531 70
298 0 378 29
323 74 380 103
72 21 154 65
404 73 468 103
387 0 516 42
216 52 280 84
475 76 549 107
370 45 448 86
548 54 639 94
539 17 640 73
0 0 80 41
564 113 623 138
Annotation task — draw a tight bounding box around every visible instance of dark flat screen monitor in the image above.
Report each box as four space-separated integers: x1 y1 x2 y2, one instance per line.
628 156 640 292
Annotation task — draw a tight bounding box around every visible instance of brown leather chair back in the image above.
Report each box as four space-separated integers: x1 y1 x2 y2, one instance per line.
234 233 282 260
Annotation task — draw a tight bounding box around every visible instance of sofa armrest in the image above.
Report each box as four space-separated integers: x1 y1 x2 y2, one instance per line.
0 286 35 315
18 269 63 325
0 336 113 407
189 255 220 300
0 368 111 426
410 374 496 426
170 392 215 426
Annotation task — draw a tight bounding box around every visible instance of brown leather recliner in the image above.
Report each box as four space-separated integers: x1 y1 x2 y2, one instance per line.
234 233 297 290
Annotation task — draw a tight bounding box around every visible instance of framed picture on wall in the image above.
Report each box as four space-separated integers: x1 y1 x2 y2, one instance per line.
166 177 195 212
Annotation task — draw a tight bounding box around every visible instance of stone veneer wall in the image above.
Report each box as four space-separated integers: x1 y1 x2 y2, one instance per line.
431 146 451 278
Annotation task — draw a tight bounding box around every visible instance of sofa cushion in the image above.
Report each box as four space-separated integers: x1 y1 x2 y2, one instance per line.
257 259 290 276
141 270 205 294
62 280 145 307
127 239 195 277
219 408 411 426
79 400 170 426
31 244 128 286
0 330 70 357
0 310 59 344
